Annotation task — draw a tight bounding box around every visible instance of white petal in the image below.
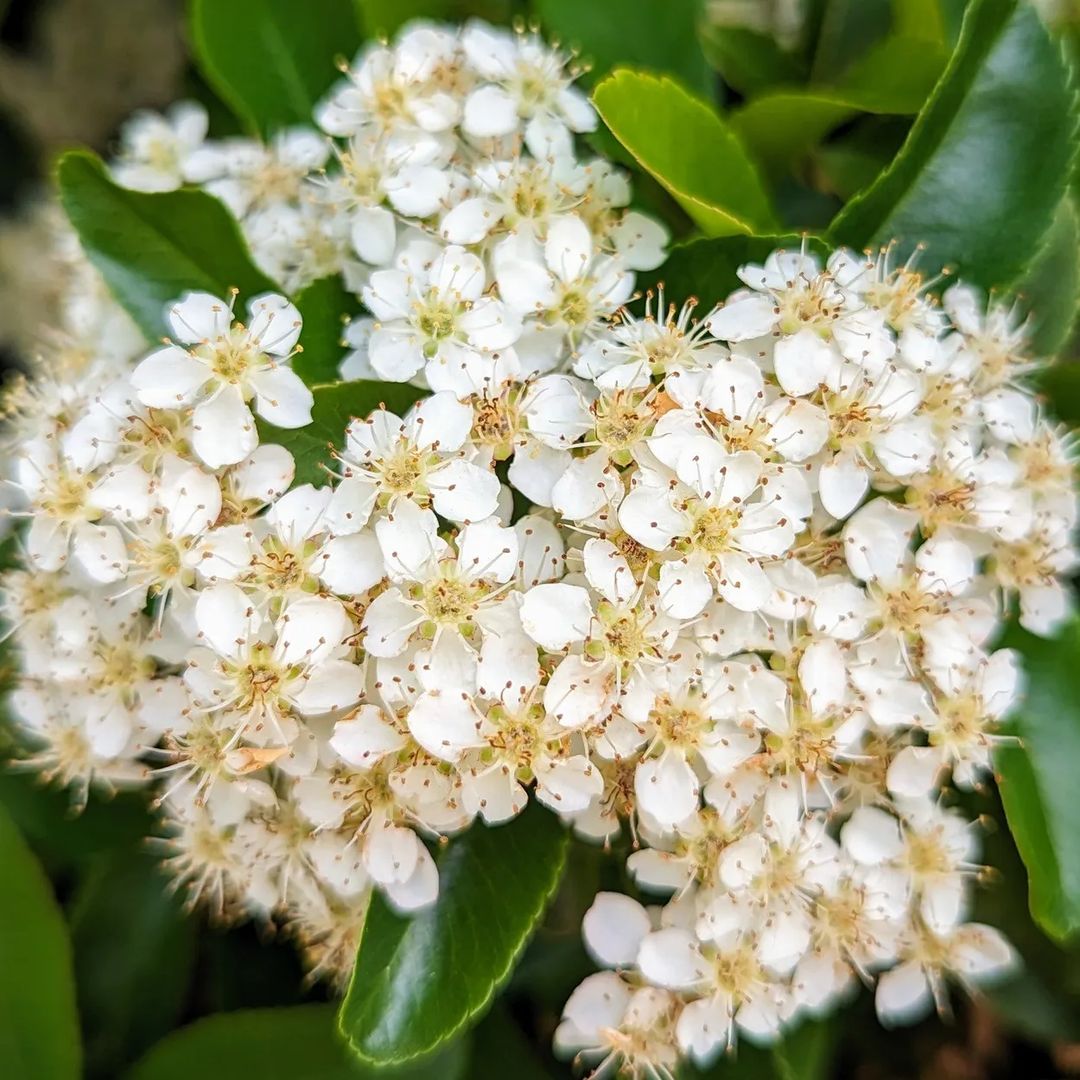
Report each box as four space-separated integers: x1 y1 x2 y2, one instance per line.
71 523 128 583
841 806 904 865
277 596 352 666
318 532 385 594
167 291 231 342
582 538 634 604
351 204 397 265
637 928 705 990
818 451 870 520
707 293 776 341
131 346 209 407
330 705 406 767
362 588 419 657
773 330 839 396
250 366 314 428
196 582 261 659
520 583 592 650
407 690 486 762
248 293 302 355
429 459 501 522
544 654 613 728
636 751 700 828
191 387 257 469
876 960 932 1026
582 892 651 968
462 84 519 138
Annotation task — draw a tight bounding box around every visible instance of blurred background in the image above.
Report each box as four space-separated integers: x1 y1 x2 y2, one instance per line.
2 2 1080 1078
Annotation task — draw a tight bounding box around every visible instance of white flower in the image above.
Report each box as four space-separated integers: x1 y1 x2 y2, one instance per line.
113 101 208 193
875 922 1015 1026
495 215 634 350
131 291 312 468
317 30 463 140
574 292 727 390
460 21 596 157
329 392 501 528
183 129 329 221
619 442 811 616
186 584 363 745
364 240 521 385
362 502 518 665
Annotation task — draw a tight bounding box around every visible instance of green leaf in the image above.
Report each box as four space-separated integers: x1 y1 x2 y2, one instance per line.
125 1005 469 1080
1014 197 1080 357
592 69 777 237
0 770 153 869
535 0 712 92
465 1004 556 1080
260 380 427 487
829 0 1076 290
69 851 197 1078
641 234 830 307
892 0 947 44
56 150 275 340
293 277 361 386
771 1016 837 1080
731 35 946 174
814 118 910 201
339 803 569 1065
697 23 806 97
354 0 511 38
0 804 80 1080
190 0 360 136
1038 362 1080 427
809 0 893 81
996 618 1080 941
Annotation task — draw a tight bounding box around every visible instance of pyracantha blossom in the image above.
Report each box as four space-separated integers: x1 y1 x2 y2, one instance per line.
2 17 1072 1076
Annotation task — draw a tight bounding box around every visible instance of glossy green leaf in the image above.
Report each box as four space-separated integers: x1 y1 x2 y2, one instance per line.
731 35 946 173
809 0 893 81
535 0 711 91
592 70 777 237
830 0 1076 290
70 851 197 1078
1038 363 1080 428
125 1005 469 1080
814 118 910 201
339 804 569 1065
260 379 427 487
56 150 275 340
697 23 806 96
190 0 360 135
354 0 511 37
996 618 1080 941
293 277 361 385
641 234 830 307
1014 197 1080 357
892 0 947 44
0 804 80 1080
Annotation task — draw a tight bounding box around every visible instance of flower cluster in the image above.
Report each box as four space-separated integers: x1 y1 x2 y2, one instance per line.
1 16 1076 1079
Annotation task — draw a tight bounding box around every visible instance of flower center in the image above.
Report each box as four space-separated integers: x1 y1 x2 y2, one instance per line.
650 693 709 747
904 830 953 878
586 601 658 669
197 328 259 384
776 277 842 335
687 504 739 556
592 393 652 461
419 573 483 629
